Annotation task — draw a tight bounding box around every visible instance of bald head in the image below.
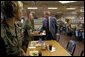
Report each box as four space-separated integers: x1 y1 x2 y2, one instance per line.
44 11 51 17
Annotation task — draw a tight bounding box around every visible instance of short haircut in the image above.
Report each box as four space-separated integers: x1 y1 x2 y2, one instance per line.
44 11 51 16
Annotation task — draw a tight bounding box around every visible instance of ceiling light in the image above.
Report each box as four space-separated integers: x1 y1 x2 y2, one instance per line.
27 7 38 9
48 7 57 9
66 8 76 10
59 1 77 4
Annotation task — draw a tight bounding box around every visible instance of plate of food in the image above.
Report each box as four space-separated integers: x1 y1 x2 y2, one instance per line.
29 51 39 56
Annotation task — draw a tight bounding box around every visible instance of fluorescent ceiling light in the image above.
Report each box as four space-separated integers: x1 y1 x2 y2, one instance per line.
59 1 77 4
66 8 76 10
27 7 38 9
48 7 57 9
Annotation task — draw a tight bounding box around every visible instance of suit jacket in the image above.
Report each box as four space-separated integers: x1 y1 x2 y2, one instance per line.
40 16 58 38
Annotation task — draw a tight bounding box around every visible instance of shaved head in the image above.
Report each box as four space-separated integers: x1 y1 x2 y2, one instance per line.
44 11 51 16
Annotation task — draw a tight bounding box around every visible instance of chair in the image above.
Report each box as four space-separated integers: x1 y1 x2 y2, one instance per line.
80 50 84 56
66 40 76 56
75 30 79 40
78 30 82 41
82 32 84 40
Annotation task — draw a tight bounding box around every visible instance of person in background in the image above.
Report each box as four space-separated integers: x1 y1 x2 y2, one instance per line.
82 24 84 30
28 12 34 31
21 16 31 52
39 11 58 40
1 1 25 56
82 24 84 40
77 22 82 30
65 19 73 36
26 12 35 40
77 22 83 40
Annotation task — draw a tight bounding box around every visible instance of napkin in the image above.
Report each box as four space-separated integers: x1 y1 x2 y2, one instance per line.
29 51 39 56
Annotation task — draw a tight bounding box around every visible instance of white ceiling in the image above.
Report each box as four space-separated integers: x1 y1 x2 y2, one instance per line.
22 1 84 8
21 1 84 17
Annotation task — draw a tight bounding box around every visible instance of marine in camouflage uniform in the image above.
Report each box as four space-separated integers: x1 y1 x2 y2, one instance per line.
21 17 31 52
1 21 22 56
28 19 34 30
1 1 23 55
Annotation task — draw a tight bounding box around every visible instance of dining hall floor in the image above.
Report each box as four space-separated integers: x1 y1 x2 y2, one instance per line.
58 34 84 56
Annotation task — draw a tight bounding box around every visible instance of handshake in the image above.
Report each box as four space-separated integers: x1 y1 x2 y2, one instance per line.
38 31 46 35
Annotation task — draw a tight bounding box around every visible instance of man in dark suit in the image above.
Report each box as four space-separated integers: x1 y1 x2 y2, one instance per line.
39 11 58 40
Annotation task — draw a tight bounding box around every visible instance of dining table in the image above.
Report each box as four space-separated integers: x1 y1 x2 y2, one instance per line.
26 40 71 56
